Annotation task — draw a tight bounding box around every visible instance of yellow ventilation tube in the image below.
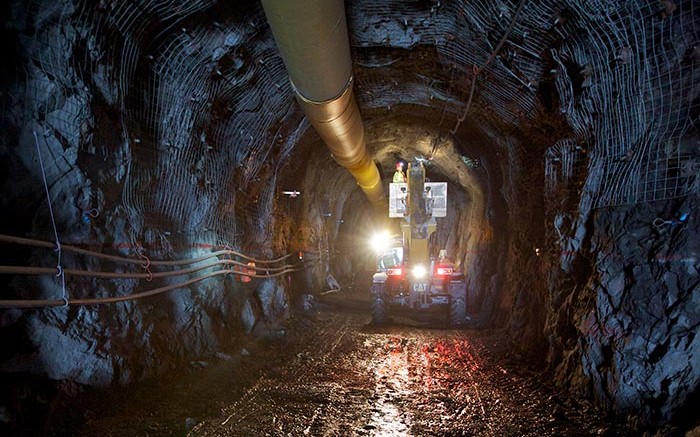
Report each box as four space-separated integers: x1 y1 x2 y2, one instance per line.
261 0 384 205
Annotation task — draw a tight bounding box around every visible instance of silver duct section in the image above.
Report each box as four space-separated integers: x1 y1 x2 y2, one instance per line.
261 0 384 204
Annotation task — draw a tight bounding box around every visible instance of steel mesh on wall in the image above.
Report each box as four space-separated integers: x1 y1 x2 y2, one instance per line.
20 0 301 251
551 0 699 207
440 0 698 207
16 0 700 255
351 0 698 208
545 139 586 197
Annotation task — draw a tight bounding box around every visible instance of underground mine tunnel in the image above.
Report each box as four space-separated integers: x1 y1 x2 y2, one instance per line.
0 0 698 435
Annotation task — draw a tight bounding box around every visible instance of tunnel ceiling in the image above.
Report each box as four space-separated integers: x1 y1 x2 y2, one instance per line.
3 0 697 247
1 0 699 431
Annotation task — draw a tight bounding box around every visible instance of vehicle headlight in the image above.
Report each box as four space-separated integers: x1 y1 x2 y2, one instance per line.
412 264 427 279
370 231 391 253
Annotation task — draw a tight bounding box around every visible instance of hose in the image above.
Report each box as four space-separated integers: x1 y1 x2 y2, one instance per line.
0 258 298 280
0 233 318 308
0 234 310 266
0 267 302 308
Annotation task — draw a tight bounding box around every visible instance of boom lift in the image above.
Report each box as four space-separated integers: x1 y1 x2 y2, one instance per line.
370 159 467 326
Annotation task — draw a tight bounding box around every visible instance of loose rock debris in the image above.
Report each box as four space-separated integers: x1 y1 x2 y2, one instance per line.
51 305 636 436
189 308 632 436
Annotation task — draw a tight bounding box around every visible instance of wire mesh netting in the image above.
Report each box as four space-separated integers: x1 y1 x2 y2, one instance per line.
545 139 587 196
13 0 700 255
550 0 699 207
440 0 698 207
434 0 553 127
351 0 698 209
19 0 302 252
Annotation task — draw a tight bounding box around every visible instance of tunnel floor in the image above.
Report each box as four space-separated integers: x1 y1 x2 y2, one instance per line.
45 300 636 436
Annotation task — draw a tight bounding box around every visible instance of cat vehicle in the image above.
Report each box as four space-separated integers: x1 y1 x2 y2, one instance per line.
370 159 467 326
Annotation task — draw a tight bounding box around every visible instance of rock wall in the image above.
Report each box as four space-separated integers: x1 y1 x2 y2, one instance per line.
1 0 698 431
544 193 699 425
531 0 700 425
0 0 296 400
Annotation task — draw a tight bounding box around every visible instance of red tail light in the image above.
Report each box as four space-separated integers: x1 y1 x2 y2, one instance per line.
436 267 453 276
387 268 403 276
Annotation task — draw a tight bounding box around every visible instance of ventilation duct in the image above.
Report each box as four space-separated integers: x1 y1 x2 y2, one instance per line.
261 0 384 205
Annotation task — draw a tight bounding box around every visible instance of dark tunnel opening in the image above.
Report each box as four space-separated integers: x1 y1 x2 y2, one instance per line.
0 0 698 435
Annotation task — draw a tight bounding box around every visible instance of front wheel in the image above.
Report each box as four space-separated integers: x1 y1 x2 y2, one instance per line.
449 297 466 327
371 296 386 324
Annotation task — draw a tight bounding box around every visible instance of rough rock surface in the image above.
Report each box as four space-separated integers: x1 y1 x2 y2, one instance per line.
0 0 698 433
546 198 700 423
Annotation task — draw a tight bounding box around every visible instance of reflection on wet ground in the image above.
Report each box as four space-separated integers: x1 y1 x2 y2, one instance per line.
55 304 633 436
189 307 630 436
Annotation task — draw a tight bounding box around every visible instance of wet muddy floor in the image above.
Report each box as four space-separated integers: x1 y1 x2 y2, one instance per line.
40 297 641 437
187 310 629 436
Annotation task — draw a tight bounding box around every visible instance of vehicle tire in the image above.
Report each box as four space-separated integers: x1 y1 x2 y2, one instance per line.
371 297 386 324
450 297 466 327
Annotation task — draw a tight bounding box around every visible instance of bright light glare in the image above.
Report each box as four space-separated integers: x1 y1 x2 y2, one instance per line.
370 231 391 253
412 264 427 279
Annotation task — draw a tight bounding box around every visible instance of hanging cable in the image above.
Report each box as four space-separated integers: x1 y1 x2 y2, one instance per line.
0 271 228 308
0 252 325 309
0 258 300 279
450 0 527 136
33 130 68 307
0 234 317 267
0 266 304 309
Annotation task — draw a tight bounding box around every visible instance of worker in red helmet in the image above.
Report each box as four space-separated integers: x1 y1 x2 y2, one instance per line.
392 162 406 183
